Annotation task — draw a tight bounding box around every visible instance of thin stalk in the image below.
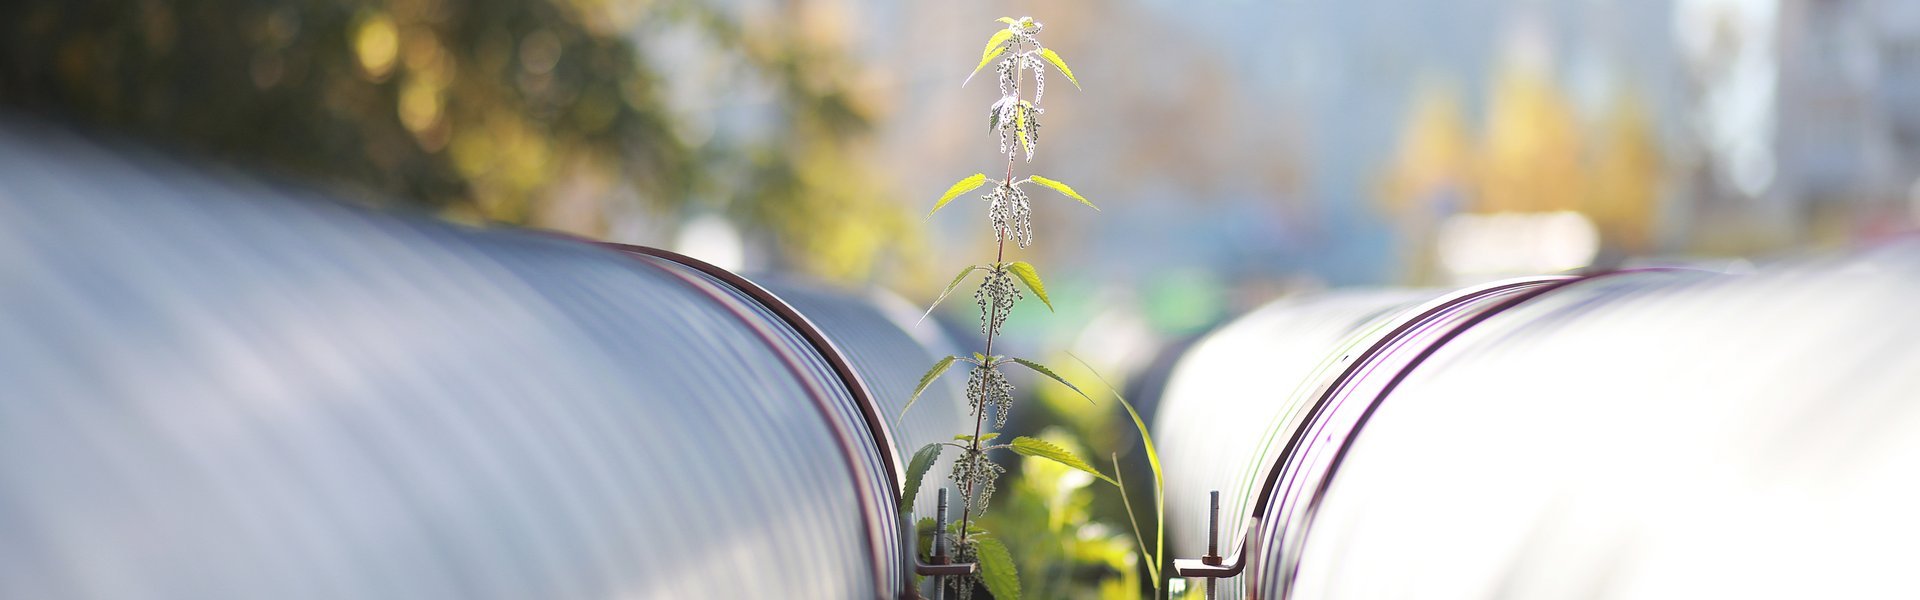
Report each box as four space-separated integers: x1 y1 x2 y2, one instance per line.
958 33 1027 544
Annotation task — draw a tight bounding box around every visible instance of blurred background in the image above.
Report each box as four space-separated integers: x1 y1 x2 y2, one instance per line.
11 0 1920 361
12 0 1920 345
8 0 1920 596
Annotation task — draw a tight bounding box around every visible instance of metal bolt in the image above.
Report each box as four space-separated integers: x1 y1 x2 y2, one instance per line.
1208 490 1220 557
1206 490 1220 600
933 488 950 600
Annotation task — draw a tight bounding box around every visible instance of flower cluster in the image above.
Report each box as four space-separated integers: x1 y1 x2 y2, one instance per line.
983 183 1033 248
949 538 982 599
974 264 1023 335
966 363 1017 428
951 442 1007 514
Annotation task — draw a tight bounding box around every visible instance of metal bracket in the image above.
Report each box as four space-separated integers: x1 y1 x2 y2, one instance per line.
1167 492 1244 596
1174 492 1254 600
913 561 978 577
911 489 978 599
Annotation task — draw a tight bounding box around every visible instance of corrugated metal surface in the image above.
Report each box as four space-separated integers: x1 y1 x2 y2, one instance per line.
0 119 940 599
756 277 970 524
1154 289 1437 600
1159 253 1920 598
1285 257 1920 598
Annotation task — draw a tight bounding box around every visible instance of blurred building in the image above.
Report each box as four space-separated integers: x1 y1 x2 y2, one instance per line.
1678 0 1920 252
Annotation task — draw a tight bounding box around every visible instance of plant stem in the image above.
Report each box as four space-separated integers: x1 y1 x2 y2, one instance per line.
958 227 1007 541
959 43 1025 542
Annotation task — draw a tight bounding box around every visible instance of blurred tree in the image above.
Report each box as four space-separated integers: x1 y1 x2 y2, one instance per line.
1478 63 1586 215
672 2 924 283
0 0 920 283
1 0 686 216
1380 82 1474 283
1585 93 1664 256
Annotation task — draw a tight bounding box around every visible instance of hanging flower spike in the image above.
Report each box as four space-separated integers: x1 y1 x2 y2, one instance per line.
1028 54 1046 107
973 263 1022 336
1016 101 1042 162
983 182 1033 248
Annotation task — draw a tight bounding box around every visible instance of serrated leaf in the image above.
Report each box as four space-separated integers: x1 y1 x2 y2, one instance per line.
915 516 937 546
1010 436 1116 486
974 535 1021 600
949 520 987 536
920 264 987 324
931 173 987 217
1029 175 1098 211
965 29 1015 86
1038 47 1080 90
1004 261 1052 312
954 432 1000 442
1007 357 1090 402
902 355 960 420
901 443 942 512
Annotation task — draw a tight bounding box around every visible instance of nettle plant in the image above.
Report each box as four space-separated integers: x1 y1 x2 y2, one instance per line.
898 16 1168 600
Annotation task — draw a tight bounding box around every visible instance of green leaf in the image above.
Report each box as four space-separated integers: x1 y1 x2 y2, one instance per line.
1068 352 1165 592
1038 47 1080 90
955 432 1000 442
1029 175 1098 211
1010 436 1115 486
902 355 960 420
1007 357 1090 403
949 520 987 536
965 29 1015 86
920 264 987 324
931 173 987 217
974 535 1021 600
1004 261 1052 312
901 443 942 512
996 16 1019 25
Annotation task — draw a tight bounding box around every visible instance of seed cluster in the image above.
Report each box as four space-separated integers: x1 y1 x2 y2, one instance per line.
966 363 1017 428
973 264 1022 336
1028 54 1046 107
982 184 1033 248
1020 103 1042 161
951 442 1006 515
948 537 982 599
993 96 1019 158
996 53 1018 98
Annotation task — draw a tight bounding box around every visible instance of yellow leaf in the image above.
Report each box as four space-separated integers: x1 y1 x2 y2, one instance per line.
1030 175 1098 210
965 29 1015 86
1038 47 1080 90
931 173 987 217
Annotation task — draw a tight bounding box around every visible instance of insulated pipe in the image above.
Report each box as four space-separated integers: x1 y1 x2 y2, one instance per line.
0 118 968 599
1279 255 1920 598
1158 277 1583 598
1161 252 1920 598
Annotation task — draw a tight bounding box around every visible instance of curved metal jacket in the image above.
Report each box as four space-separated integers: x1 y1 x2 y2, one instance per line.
755 277 970 524
0 119 965 599
1155 289 1439 599
1160 254 1920 598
